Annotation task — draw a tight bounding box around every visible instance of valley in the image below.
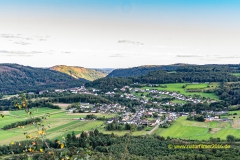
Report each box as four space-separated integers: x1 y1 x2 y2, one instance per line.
1 63 240 159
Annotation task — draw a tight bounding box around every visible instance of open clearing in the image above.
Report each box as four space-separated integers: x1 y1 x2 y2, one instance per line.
1 94 18 100
233 73 240 77
53 103 71 110
0 107 116 145
153 116 239 140
1 111 10 115
142 83 219 100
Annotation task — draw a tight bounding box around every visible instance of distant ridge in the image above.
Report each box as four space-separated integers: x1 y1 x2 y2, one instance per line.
106 64 240 78
0 63 87 94
50 65 107 81
107 65 181 77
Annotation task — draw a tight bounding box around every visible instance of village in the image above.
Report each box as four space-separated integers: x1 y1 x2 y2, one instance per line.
36 84 231 129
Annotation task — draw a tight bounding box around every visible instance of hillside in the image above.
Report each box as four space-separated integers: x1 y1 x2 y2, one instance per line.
0 63 88 94
50 65 107 81
107 64 240 78
91 68 115 74
107 65 182 77
87 64 240 92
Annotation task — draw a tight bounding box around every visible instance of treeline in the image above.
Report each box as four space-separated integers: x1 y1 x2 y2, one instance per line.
105 121 141 131
176 65 232 72
25 91 73 99
215 82 240 105
2 117 41 130
1 94 112 111
50 94 112 104
2 131 240 159
85 77 132 92
0 98 16 111
28 101 60 109
0 98 61 111
186 114 205 122
133 70 238 84
162 101 230 112
87 70 239 93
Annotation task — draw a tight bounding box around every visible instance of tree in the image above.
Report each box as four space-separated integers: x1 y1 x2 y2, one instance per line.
94 129 99 136
72 131 77 142
153 113 158 118
66 134 72 145
226 135 235 142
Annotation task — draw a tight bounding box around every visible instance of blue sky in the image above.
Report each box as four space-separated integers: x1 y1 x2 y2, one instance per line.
0 0 240 68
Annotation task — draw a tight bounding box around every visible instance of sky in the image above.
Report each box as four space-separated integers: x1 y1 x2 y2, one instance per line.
0 0 240 68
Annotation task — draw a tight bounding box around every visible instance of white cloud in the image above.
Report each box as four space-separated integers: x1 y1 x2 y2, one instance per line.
14 42 31 45
118 40 143 45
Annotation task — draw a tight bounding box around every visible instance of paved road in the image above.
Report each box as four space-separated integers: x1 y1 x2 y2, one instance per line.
148 120 165 135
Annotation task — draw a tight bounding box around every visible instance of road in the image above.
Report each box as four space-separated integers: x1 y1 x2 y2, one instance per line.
148 118 166 135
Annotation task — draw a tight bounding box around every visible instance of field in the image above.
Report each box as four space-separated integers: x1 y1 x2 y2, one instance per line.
0 107 116 145
30 97 49 102
9 107 64 118
142 83 219 100
233 73 240 77
3 105 240 145
185 83 208 89
172 99 186 104
1 94 18 100
153 116 240 140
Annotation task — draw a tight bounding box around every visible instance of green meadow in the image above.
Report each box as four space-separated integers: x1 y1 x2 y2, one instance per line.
185 83 208 89
2 107 240 145
142 83 219 100
0 108 116 145
9 107 64 118
233 73 240 77
154 116 239 140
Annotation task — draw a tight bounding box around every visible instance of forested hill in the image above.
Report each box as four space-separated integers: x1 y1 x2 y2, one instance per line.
0 63 88 94
134 70 238 84
107 65 180 77
50 65 107 81
107 64 240 78
86 67 240 92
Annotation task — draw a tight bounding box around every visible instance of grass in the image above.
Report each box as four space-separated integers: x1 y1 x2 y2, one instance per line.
47 121 81 133
142 83 219 100
233 73 240 77
172 99 186 104
51 112 116 118
2 107 240 144
53 103 71 110
134 92 148 98
0 115 26 128
228 110 240 115
154 116 239 140
48 120 104 140
147 118 156 121
10 108 63 118
185 83 208 89
66 113 116 117
0 107 113 145
209 121 218 128
221 110 240 121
